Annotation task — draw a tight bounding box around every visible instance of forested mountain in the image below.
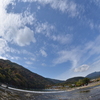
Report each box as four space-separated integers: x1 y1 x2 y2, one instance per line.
65 77 84 84
0 59 53 89
86 71 100 79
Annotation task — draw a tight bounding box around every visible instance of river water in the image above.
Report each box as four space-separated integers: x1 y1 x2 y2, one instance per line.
32 85 100 100
1 85 100 100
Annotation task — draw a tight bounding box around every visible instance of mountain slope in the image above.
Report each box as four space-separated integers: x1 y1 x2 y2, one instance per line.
46 78 65 84
86 71 100 79
0 59 53 89
65 77 84 84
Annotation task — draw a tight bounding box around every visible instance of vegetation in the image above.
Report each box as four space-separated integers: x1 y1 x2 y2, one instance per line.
65 77 84 84
0 59 99 90
53 77 90 88
57 77 85 87
75 78 90 87
0 59 53 89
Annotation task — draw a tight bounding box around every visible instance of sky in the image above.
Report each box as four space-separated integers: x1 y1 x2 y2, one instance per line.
0 0 100 80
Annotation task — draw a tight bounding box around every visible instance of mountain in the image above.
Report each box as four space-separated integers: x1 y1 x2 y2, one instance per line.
0 59 53 89
65 77 84 84
46 78 65 84
86 71 100 79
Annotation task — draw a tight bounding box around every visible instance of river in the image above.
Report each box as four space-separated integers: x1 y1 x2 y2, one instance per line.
0 85 100 100
28 85 100 100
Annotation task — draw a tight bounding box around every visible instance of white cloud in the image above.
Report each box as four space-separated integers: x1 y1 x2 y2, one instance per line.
15 27 36 46
5 54 20 60
74 65 90 72
21 0 79 17
40 49 47 57
0 38 10 55
25 61 33 65
0 0 36 46
0 0 14 8
0 38 22 61
0 0 38 61
52 34 72 44
35 22 55 37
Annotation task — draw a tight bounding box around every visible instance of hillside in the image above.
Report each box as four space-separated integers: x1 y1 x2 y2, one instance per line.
46 78 65 84
0 59 53 89
65 77 84 84
86 71 100 79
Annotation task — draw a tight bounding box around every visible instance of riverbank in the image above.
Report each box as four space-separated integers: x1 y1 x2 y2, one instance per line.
67 81 100 91
0 83 100 100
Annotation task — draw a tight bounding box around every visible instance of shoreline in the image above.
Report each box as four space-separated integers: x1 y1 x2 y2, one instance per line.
67 81 100 91
7 87 66 94
1 81 100 94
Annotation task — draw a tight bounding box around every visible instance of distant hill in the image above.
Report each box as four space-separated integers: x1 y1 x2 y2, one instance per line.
65 77 84 84
0 59 53 89
46 78 65 84
86 71 100 79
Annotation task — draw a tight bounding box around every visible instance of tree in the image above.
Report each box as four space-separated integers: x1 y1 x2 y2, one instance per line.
76 80 83 86
82 78 90 85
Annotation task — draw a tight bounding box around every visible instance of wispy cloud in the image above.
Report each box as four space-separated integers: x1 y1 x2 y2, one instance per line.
5 54 20 60
21 0 79 17
53 34 100 73
25 61 33 65
52 34 73 44
35 22 55 37
36 22 72 45
42 63 46 66
92 0 100 6
0 38 9 55
53 49 81 69
0 38 22 61
30 57 36 61
90 59 100 72
40 49 47 57
84 35 100 56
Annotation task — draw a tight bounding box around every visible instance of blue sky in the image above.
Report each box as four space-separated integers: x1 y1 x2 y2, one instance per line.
0 0 100 80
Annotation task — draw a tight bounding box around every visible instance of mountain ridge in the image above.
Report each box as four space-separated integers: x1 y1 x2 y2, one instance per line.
65 76 84 84
46 78 65 84
1 59 100 89
86 71 100 79
0 59 53 89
